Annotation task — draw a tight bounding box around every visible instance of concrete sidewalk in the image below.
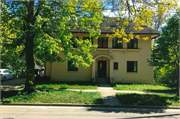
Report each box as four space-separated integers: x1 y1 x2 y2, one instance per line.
97 84 122 106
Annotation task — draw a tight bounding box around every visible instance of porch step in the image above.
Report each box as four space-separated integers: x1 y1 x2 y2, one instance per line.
96 78 110 84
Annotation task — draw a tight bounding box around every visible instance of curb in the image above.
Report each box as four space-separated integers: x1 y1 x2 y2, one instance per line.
1 103 180 109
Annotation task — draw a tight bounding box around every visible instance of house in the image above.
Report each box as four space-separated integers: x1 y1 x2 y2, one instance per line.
45 18 160 84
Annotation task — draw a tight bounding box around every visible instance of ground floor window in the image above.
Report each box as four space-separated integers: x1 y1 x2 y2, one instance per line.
127 61 137 72
68 61 78 71
114 62 118 70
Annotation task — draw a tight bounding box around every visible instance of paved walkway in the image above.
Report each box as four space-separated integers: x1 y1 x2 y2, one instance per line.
97 84 122 105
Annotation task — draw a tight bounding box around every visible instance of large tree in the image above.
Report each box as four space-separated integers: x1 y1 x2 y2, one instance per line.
1 0 179 93
148 12 179 96
1 0 104 92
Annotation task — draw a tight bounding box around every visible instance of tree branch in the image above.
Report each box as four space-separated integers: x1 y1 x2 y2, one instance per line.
33 1 43 22
22 2 29 8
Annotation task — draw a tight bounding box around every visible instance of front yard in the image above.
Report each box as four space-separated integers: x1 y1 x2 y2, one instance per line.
1 90 103 104
19 81 97 90
116 93 179 106
113 83 176 92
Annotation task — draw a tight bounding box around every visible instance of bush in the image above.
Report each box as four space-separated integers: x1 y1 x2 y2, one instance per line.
35 76 50 83
154 66 178 87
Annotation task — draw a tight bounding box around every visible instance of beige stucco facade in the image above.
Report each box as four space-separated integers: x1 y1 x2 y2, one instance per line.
45 33 156 84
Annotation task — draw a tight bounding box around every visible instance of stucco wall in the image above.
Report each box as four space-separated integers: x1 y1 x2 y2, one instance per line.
49 52 92 82
46 33 155 84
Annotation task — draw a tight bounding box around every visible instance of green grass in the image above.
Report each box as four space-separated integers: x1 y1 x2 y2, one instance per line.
19 81 97 89
35 83 97 89
113 84 176 92
116 93 180 106
1 90 103 104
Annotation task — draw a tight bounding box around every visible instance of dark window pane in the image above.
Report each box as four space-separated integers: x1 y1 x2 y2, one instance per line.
112 38 123 48
127 38 138 49
98 38 103 48
68 61 78 71
114 62 118 70
98 37 108 48
127 61 137 72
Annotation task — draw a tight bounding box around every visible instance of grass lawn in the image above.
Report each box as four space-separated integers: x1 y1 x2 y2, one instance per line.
116 93 179 106
19 81 97 89
113 84 176 92
35 84 97 89
1 90 103 104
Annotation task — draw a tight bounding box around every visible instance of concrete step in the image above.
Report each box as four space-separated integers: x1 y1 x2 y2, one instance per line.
96 78 110 84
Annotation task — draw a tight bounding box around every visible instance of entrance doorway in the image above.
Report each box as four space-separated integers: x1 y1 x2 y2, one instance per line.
98 61 106 78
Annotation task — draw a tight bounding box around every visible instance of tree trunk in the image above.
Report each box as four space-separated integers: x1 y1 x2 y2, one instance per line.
24 1 35 93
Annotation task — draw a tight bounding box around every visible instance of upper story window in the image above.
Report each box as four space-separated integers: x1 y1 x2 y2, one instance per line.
112 38 123 49
98 37 108 48
83 37 93 45
68 61 78 71
127 38 138 49
71 37 79 48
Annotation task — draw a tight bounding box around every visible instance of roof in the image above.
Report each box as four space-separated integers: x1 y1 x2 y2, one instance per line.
70 18 160 35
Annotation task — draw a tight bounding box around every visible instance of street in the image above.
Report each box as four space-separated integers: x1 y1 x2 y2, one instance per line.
0 105 180 119
1 78 26 86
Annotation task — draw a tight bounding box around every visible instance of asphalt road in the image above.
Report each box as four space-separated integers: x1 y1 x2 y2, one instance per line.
1 106 180 119
1 78 26 86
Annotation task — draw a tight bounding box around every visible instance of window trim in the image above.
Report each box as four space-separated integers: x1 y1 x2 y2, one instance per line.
127 61 138 72
68 61 78 71
98 37 108 48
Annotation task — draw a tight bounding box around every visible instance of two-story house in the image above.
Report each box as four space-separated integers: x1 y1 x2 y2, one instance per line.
45 19 160 84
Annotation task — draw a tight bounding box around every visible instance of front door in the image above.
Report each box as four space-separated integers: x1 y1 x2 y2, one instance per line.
98 61 106 78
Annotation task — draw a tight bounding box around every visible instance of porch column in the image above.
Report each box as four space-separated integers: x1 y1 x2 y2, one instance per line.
110 59 114 78
92 61 95 78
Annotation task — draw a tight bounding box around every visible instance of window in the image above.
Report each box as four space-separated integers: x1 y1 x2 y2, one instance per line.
112 38 123 48
71 37 79 48
114 62 118 70
68 61 78 71
127 61 137 72
98 37 108 48
127 38 138 49
83 37 93 45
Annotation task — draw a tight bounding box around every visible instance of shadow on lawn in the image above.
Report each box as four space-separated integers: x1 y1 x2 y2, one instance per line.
1 90 19 99
116 93 178 106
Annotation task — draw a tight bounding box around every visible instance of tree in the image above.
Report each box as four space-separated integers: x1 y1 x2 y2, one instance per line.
148 12 179 96
1 0 179 93
102 0 179 42
1 0 105 93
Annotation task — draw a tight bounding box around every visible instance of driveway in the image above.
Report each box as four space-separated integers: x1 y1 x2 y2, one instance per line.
1 78 26 91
